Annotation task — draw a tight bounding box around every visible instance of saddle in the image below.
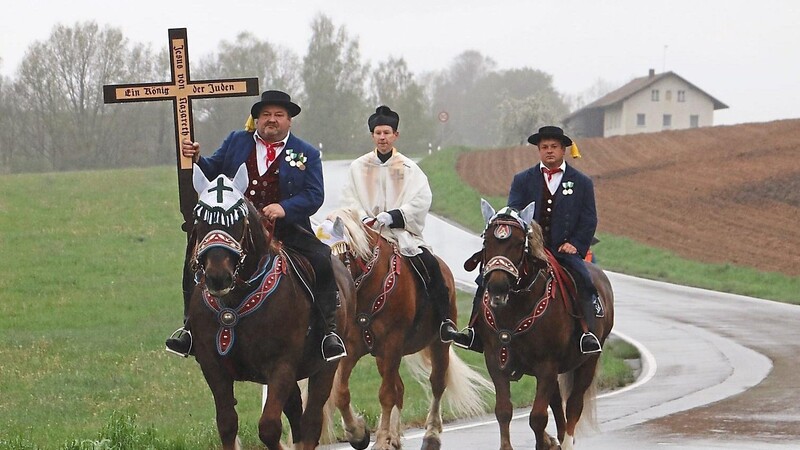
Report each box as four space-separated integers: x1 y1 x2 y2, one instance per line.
407 254 433 292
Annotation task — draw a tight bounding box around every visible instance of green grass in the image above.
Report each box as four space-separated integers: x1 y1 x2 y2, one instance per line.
0 163 639 449
419 147 800 305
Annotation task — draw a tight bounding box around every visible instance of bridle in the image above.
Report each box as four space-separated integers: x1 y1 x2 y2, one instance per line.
191 215 255 288
481 216 543 294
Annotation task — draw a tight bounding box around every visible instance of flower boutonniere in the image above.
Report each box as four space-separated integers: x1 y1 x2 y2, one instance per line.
284 149 307 170
561 181 575 195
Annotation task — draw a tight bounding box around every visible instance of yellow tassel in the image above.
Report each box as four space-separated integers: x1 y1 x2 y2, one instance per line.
570 141 582 159
244 115 256 132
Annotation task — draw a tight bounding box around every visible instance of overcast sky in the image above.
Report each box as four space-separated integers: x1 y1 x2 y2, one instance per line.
2 0 798 125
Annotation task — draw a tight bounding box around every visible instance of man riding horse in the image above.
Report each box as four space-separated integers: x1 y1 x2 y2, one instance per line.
453 125 604 354
166 89 347 362
340 105 461 343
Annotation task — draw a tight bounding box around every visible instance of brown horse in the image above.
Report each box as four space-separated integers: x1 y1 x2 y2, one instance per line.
316 208 492 450
472 200 614 450
187 165 355 450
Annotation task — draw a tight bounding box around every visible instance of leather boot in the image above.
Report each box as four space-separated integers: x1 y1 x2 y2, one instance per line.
317 290 347 362
166 286 195 357
451 286 484 353
579 291 602 354
165 323 193 357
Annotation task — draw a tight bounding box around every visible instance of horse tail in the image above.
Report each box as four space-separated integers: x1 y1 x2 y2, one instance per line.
404 347 493 418
558 365 600 435
442 348 494 417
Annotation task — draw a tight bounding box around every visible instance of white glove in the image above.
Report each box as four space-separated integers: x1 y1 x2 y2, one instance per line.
376 211 393 226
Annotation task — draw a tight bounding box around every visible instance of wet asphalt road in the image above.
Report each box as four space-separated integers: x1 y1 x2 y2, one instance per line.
316 160 800 450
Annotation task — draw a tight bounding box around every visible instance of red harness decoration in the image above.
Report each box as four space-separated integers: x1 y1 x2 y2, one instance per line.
203 253 287 355
482 268 556 370
355 244 401 351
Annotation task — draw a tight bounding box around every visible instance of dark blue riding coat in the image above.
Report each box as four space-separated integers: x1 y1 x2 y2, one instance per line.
507 163 597 290
196 131 323 234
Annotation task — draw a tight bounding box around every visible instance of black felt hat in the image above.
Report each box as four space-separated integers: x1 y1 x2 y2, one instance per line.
527 126 573 147
368 105 400 132
250 90 301 118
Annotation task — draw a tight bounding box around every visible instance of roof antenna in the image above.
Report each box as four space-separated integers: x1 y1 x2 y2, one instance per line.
662 45 668 72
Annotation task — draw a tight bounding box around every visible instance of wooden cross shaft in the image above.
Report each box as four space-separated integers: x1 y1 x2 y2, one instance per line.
103 28 259 230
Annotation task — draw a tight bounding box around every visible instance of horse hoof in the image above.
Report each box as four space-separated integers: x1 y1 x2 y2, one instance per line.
350 428 370 450
420 436 441 450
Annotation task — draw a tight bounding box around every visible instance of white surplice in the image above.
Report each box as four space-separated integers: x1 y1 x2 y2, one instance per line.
341 149 432 256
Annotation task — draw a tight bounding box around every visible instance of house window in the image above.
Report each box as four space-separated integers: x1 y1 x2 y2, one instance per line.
637 113 646 126
663 114 672 128
665 90 672 101
651 89 660 101
677 90 686 102
690 115 699 128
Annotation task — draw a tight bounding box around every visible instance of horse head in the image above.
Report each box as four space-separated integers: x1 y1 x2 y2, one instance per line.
479 199 547 308
191 164 269 301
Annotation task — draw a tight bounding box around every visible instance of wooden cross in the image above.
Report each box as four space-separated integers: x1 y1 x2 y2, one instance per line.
103 28 259 231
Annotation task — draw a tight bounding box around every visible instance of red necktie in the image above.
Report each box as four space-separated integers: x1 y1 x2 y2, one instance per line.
259 138 284 164
542 166 562 182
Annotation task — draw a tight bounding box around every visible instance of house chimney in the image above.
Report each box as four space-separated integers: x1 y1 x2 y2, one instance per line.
648 68 655 78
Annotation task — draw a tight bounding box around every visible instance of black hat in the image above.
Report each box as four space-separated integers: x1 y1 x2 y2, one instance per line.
527 126 572 147
368 106 400 132
250 90 301 118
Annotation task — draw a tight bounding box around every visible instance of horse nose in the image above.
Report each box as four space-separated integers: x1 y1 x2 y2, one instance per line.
205 270 234 296
489 292 509 308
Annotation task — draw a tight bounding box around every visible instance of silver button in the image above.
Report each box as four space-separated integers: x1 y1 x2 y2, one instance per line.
249 190 256 195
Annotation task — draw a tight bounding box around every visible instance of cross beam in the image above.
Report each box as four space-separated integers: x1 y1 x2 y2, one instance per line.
103 28 259 231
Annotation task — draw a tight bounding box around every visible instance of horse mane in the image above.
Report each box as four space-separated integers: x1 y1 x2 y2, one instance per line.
526 220 548 262
244 199 279 255
326 207 374 261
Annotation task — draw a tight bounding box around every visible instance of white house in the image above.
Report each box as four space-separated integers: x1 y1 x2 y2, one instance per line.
564 69 728 138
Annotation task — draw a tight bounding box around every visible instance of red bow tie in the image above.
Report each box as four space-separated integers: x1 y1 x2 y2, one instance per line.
259 138 284 163
542 166 562 182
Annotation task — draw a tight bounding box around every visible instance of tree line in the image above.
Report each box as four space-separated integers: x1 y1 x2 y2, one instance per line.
0 15 570 174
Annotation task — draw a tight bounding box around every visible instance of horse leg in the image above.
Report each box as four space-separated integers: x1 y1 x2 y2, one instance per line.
333 353 370 449
374 351 404 450
199 364 240 450
563 356 600 450
549 380 566 446
487 365 513 450
299 364 338 450
259 364 296 450
283 383 304 446
421 343 449 450
530 371 560 450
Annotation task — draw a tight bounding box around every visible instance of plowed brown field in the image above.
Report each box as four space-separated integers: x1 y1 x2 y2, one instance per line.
456 119 800 276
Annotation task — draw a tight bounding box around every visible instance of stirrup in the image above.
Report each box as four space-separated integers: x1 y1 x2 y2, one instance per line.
579 331 602 354
165 327 193 358
321 332 347 362
439 319 458 343
452 326 476 350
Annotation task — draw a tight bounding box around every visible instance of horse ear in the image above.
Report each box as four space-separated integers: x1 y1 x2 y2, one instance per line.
480 198 496 224
332 217 346 240
193 163 210 194
232 163 249 194
519 201 536 226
